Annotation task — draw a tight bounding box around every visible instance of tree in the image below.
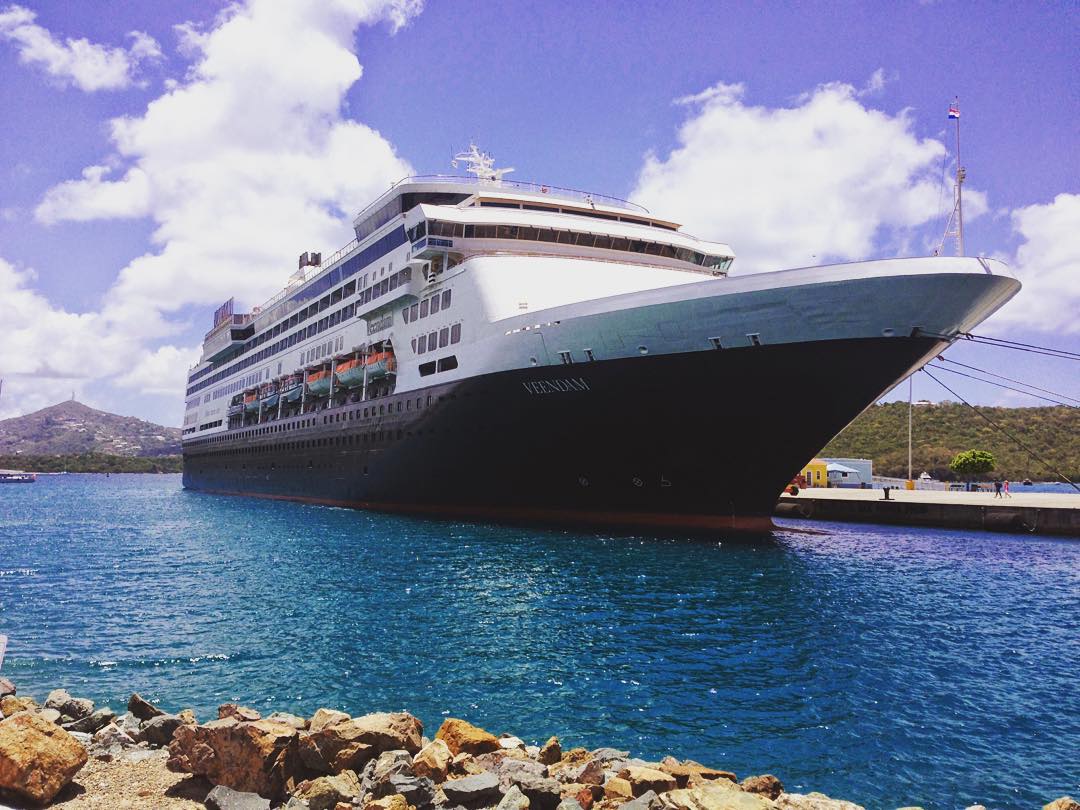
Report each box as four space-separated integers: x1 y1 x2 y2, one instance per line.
949 449 996 479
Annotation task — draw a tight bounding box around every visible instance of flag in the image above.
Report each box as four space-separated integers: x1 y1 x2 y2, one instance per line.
948 104 960 119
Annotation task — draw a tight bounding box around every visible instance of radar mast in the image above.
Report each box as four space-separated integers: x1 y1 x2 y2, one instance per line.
452 144 515 184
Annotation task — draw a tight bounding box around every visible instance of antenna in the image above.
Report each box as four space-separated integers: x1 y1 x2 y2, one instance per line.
935 97 965 257
451 143 515 183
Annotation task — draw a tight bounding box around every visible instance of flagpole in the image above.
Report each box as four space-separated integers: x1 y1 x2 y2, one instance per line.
955 96 964 256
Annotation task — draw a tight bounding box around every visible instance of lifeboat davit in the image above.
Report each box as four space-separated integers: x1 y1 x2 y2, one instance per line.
281 374 303 403
260 382 279 410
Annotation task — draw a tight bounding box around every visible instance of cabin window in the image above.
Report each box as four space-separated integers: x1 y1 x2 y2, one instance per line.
584 348 595 362
450 323 461 343
409 303 419 320
418 334 427 353
411 337 417 353
593 235 612 250
428 331 437 349
442 290 451 309
437 355 458 372
439 327 450 348
419 360 437 377
420 299 429 318
430 295 441 314
557 230 576 244
402 307 410 323
537 228 557 242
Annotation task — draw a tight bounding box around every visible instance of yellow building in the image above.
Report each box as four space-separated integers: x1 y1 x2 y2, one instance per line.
800 458 828 488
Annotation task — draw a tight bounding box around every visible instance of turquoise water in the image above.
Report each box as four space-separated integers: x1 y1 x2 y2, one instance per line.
1 474 1077 809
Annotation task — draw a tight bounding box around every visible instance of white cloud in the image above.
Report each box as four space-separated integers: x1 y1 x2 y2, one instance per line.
3 0 421 422
633 79 986 273
985 193 1080 335
0 4 161 92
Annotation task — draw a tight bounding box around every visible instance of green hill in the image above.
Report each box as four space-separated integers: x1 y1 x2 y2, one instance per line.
821 402 1079 481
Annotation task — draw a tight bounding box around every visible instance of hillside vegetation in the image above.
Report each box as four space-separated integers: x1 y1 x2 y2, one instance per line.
821 402 1079 481
0 453 183 473
0 400 181 456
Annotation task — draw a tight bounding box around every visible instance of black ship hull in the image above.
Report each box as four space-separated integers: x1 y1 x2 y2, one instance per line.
182 336 943 532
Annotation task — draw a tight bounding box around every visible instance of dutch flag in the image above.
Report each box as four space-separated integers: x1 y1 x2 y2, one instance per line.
948 105 960 119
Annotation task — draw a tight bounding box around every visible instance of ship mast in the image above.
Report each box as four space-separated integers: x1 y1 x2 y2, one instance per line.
936 97 965 257
451 144 515 184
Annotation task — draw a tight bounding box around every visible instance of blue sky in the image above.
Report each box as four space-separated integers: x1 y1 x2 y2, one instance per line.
0 0 1077 426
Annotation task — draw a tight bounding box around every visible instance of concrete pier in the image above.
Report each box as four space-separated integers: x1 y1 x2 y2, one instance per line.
775 487 1080 537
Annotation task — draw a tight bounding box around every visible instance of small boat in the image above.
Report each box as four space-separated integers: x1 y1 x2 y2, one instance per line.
1022 478 1033 486
280 375 303 403
364 350 396 379
0 469 36 483
335 357 365 388
306 368 333 397
243 389 260 413
260 382 279 410
226 394 244 417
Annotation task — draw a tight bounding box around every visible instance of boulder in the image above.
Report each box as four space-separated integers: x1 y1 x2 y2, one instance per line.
0 712 89 805
39 708 62 725
292 769 363 810
574 785 597 810
774 793 864 810
178 708 198 725
443 771 504 806
436 717 502 756
573 760 605 786
367 795 411 810
91 722 137 750
740 776 783 801
0 678 15 699
591 749 630 763
513 771 563 810
619 767 677 797
619 790 659 810
606 779 635 801
498 784 531 810
299 712 423 774
451 751 487 777
385 773 437 809
310 708 351 733
64 706 116 734
497 756 548 789
267 712 308 730
1044 800 1080 810
114 711 142 736
500 735 527 750
657 781 774 810
558 800 584 810
205 783 274 810
45 688 94 721
139 713 187 747
368 749 415 794
539 737 562 765
128 692 165 720
220 704 263 722
167 716 304 799
0 696 37 717
659 762 736 788
413 738 452 782
68 730 92 747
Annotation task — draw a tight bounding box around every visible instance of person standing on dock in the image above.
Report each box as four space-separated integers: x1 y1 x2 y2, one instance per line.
994 480 1003 498
1003 479 1011 497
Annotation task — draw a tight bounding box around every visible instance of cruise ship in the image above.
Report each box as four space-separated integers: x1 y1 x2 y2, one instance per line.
181 147 1020 532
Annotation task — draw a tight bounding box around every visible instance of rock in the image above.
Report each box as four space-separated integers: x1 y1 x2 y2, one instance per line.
605 779 634 801
436 717 502 756
139 712 187 747
368 749 415 794
590 748 630 763
367 795 411 810
385 773 437 809
573 760 605 786
45 688 94 721
0 679 15 699
659 762 736 788
300 712 423 775
413 738 452 782
740 776 783 801
220 703 263 722
64 706 116 734
39 708 62 725
497 756 549 789
658 782 775 810
500 735 527 750
68 730 92 747
619 767 677 797
293 770 363 810
443 771 504 805
1044 801 1080 810
0 696 37 717
574 785 597 810
128 691 165 720
267 711 308 730
558 800 584 810
206 783 274 810
92 722 137 750
498 784 531 810
451 751 488 777
311 708 352 732
113 710 141 736
0 711 89 805
178 708 198 725
774 793 864 810
620 790 659 810
167 716 304 799
539 737 562 765
513 772 564 810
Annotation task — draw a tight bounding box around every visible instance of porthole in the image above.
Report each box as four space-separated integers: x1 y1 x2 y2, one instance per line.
638 346 648 355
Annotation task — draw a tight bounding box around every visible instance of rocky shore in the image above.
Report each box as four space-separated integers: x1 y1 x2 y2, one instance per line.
0 679 1075 810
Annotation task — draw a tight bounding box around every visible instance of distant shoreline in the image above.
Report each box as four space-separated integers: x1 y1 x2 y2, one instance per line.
0 453 182 474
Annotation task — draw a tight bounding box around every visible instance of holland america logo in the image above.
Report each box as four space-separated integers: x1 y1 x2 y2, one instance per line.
521 377 590 394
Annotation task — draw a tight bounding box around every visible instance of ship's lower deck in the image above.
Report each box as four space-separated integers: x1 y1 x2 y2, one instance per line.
183 335 945 533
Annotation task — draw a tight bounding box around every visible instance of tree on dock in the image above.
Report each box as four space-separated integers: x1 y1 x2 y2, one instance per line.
949 449 996 479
